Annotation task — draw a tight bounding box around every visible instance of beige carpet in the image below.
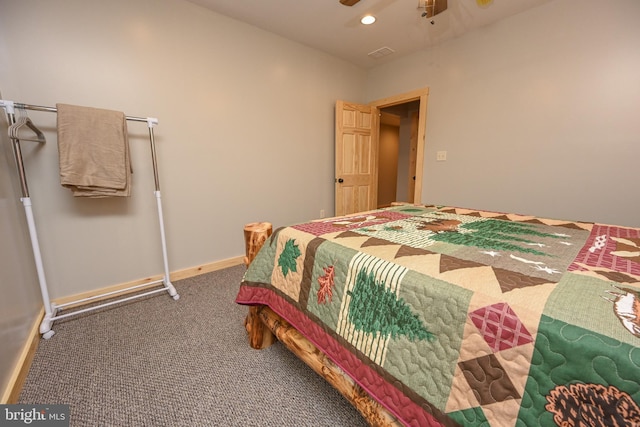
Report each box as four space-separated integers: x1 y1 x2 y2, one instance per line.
19 264 368 426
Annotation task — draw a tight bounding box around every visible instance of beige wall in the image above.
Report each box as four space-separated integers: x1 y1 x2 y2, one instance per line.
367 0 640 227
0 0 365 398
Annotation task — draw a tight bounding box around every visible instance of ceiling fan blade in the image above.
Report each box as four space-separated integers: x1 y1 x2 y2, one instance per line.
340 0 361 6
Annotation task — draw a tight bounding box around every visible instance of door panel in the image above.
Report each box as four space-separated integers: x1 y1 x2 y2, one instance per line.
335 101 379 216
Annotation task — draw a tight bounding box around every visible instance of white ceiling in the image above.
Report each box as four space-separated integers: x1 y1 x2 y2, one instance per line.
185 0 553 68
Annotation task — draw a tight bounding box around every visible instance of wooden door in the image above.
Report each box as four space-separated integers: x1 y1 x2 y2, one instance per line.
335 101 379 216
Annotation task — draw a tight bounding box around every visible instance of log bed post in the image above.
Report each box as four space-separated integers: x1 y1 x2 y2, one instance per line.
243 222 276 349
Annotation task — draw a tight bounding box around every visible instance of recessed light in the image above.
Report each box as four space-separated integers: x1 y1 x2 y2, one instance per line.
360 15 376 25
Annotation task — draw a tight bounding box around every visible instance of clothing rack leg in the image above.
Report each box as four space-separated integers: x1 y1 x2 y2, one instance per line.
21 197 56 339
146 120 178 301
154 190 179 300
4 104 56 339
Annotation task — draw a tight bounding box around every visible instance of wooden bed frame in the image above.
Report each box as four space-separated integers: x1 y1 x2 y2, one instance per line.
242 223 403 427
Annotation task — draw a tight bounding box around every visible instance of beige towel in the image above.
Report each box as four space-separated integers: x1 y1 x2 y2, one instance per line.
57 103 131 197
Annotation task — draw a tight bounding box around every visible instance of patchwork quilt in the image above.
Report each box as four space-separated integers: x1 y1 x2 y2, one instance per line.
236 205 640 426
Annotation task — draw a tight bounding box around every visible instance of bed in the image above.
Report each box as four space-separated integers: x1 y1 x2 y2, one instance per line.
235 204 640 426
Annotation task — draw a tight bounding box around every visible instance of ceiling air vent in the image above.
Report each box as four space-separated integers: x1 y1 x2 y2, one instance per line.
368 46 395 59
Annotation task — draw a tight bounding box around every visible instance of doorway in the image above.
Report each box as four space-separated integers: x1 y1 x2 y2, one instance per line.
334 87 428 216
369 88 428 208
377 101 420 207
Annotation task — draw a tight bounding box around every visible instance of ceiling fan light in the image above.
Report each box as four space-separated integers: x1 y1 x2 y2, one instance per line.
361 15 376 25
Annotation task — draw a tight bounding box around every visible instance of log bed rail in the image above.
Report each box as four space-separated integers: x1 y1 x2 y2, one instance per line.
242 222 403 427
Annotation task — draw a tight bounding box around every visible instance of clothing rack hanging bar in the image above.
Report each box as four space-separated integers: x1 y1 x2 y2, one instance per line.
1 98 179 339
12 102 151 123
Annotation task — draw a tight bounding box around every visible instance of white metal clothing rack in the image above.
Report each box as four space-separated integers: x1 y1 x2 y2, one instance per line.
1 99 179 339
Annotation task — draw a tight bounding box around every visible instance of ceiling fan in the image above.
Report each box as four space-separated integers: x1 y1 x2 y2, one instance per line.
339 0 449 19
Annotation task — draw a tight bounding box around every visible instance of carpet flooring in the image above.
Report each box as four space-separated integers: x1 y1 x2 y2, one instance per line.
19 264 369 426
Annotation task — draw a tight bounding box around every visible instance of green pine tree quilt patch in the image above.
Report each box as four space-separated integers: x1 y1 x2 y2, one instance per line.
347 269 434 342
